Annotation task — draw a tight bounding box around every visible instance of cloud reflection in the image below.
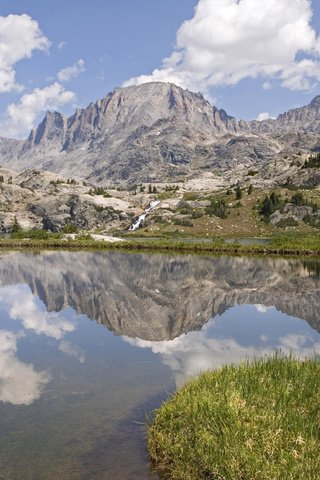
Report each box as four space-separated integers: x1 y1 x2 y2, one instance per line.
0 330 50 405
0 284 85 405
254 304 272 314
0 285 75 339
123 308 320 387
59 340 85 363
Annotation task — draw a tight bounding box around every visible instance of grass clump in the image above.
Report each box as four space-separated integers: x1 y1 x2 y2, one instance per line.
11 228 62 240
148 355 320 480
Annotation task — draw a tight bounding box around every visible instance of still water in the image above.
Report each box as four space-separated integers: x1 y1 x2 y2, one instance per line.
0 251 319 479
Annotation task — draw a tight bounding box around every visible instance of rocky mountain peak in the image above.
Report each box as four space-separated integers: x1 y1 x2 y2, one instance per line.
0 82 320 184
273 94 320 132
308 95 320 108
27 110 68 149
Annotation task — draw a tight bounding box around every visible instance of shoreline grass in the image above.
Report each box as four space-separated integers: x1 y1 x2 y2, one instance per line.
0 233 319 257
148 355 320 480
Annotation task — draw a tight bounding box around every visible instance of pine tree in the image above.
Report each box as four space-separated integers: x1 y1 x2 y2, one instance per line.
235 184 242 200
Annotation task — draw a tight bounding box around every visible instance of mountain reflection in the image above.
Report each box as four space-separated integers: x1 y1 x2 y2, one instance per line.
0 252 319 340
124 305 320 387
0 252 319 403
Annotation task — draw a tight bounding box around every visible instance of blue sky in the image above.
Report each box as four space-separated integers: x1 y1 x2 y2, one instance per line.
1 0 320 138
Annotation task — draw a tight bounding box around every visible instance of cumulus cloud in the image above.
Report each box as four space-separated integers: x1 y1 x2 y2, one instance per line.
0 14 50 92
0 285 75 340
0 81 76 138
57 59 85 83
0 330 50 405
124 0 320 93
256 113 274 122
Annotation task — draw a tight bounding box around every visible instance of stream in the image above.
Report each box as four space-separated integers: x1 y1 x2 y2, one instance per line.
129 200 160 231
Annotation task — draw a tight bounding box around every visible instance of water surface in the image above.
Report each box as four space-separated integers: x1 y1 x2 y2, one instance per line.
0 252 319 479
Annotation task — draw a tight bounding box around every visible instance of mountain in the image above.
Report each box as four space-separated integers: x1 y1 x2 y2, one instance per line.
0 82 319 184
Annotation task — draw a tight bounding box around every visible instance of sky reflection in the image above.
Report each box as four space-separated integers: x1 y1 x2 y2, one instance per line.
0 284 83 405
0 329 50 405
123 304 320 387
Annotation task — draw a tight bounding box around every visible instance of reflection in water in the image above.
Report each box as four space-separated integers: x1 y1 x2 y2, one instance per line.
0 285 75 339
0 252 319 340
0 330 49 405
124 304 320 387
59 339 86 363
0 251 319 479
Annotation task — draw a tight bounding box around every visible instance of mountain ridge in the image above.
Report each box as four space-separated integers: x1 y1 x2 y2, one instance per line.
0 82 319 184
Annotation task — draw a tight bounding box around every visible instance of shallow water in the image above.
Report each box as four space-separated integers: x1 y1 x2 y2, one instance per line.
0 251 319 479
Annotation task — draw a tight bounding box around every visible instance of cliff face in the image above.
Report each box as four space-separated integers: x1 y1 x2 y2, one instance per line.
0 251 318 341
0 82 319 184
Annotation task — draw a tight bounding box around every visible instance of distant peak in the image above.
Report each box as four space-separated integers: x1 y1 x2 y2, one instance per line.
44 110 65 118
309 95 320 108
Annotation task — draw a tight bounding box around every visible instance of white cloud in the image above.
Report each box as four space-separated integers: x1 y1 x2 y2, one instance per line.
0 330 50 405
256 113 273 122
0 285 75 340
0 81 76 138
57 59 85 83
263 81 272 90
59 340 85 363
123 308 320 388
124 0 320 94
0 14 50 93
58 40 67 50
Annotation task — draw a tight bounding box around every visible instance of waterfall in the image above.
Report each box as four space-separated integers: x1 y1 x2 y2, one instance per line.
129 200 160 231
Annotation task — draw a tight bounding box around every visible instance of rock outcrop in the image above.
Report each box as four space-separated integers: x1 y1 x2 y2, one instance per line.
0 168 141 233
0 82 319 185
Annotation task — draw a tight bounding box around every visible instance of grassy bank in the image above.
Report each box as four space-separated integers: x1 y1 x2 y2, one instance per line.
148 356 320 480
0 232 319 256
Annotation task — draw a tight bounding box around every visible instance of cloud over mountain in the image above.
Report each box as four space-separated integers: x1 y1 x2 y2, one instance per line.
0 14 50 93
1 82 76 138
125 0 320 93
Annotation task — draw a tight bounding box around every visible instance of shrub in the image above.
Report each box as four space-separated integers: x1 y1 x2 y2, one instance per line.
303 214 320 228
205 198 227 219
259 192 283 222
11 217 22 234
173 218 194 227
183 192 199 201
191 210 204 219
303 153 320 168
247 169 258 176
291 192 304 206
90 187 111 197
154 215 168 224
11 229 62 240
275 217 299 228
63 223 79 234
235 184 242 200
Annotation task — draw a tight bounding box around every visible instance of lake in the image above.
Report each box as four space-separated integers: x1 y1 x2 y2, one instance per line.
0 251 319 479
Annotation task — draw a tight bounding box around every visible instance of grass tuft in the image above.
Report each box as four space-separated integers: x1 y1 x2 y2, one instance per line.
148 355 320 480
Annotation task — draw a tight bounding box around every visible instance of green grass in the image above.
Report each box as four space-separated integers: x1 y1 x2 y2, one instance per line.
269 232 320 253
148 355 320 480
0 231 319 256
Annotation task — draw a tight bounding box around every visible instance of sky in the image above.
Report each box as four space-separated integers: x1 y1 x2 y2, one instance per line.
0 0 320 138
